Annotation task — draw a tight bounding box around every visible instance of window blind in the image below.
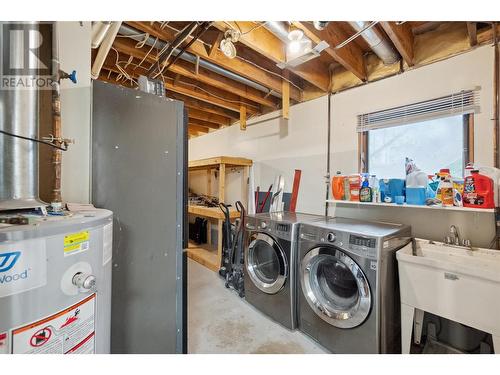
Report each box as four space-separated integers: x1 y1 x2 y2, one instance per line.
356 89 480 133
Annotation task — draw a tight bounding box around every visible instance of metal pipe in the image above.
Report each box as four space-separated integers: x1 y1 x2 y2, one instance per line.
493 22 499 168
325 93 332 217
348 21 399 65
264 21 291 43
0 22 44 210
91 21 122 80
118 24 280 99
335 21 378 50
51 22 62 203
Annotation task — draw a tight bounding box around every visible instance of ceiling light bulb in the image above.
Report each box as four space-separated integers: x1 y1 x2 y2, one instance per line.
220 38 237 59
287 29 304 42
288 40 301 54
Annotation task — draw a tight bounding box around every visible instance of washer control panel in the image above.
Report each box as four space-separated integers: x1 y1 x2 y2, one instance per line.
326 232 336 243
348 234 377 258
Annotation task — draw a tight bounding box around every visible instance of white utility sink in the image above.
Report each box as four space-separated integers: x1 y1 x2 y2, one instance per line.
397 239 500 354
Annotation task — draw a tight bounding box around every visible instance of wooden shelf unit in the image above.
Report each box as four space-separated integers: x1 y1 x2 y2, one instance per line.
187 156 253 271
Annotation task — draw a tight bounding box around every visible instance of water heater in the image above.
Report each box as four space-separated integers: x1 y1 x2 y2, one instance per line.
0 209 112 354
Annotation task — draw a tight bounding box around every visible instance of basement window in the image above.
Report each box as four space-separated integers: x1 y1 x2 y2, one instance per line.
365 114 472 178
357 90 479 178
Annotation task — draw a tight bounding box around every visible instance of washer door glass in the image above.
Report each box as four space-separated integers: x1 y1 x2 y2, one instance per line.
301 246 371 328
246 232 287 294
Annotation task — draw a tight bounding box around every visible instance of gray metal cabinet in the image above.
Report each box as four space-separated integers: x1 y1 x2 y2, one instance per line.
91 81 186 353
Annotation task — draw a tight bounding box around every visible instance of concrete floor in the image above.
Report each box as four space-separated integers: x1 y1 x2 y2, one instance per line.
188 259 327 354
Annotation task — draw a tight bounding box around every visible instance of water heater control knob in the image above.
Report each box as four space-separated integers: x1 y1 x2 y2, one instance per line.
72 272 96 290
327 232 336 243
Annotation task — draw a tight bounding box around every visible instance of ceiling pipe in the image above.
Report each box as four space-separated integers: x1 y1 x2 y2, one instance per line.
118 24 281 99
91 21 112 49
91 21 122 80
264 21 292 43
348 21 399 65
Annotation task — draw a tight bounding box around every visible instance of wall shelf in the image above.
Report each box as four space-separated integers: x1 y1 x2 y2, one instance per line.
326 199 495 213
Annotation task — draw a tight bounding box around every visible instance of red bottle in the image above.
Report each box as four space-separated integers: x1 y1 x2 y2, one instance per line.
463 170 495 209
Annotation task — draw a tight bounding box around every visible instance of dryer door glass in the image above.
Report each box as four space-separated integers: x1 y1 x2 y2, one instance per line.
301 247 371 329
246 233 287 294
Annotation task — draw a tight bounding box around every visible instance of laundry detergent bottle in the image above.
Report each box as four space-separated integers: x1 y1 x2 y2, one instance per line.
463 170 495 209
331 171 345 200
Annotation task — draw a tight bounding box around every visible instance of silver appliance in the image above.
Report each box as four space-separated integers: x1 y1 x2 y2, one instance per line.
243 212 322 329
0 209 113 354
297 217 411 353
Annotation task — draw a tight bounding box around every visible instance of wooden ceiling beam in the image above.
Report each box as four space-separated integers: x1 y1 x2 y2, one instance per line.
188 117 220 129
466 22 478 46
187 107 231 126
112 38 278 109
165 91 239 120
293 22 367 81
380 22 415 66
101 58 260 115
126 21 302 101
213 21 330 92
188 123 210 133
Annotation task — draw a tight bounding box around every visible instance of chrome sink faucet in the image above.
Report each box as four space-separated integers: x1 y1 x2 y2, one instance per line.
449 225 460 246
444 225 472 248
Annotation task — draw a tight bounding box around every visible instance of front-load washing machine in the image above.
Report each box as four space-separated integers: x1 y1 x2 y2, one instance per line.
244 212 322 330
297 217 411 353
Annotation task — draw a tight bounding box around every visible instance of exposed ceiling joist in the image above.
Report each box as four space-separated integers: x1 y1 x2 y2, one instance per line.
112 38 278 109
188 123 210 133
380 21 415 66
293 22 367 81
188 117 220 129
101 58 260 115
187 108 231 126
213 21 331 92
466 22 478 46
166 91 239 120
126 21 302 101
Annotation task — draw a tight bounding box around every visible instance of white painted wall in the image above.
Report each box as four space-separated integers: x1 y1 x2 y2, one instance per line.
189 45 499 248
58 21 92 204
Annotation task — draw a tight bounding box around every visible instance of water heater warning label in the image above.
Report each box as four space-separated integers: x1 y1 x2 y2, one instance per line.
64 231 90 256
11 294 96 354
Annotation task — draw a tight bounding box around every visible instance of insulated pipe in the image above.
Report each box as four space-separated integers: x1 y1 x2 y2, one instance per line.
0 22 44 210
348 21 399 65
118 24 281 99
91 21 112 49
91 21 122 80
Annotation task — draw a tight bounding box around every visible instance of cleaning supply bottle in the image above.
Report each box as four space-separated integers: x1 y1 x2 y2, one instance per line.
369 175 380 202
348 174 361 202
359 174 372 202
343 175 351 201
440 177 454 207
331 172 345 200
464 163 475 177
463 170 495 209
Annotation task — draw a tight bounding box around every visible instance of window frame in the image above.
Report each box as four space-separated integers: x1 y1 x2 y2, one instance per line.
358 113 474 176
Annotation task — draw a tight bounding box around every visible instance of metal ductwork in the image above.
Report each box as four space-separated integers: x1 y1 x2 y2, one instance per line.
118 24 281 99
264 21 291 43
348 21 400 65
0 22 45 210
